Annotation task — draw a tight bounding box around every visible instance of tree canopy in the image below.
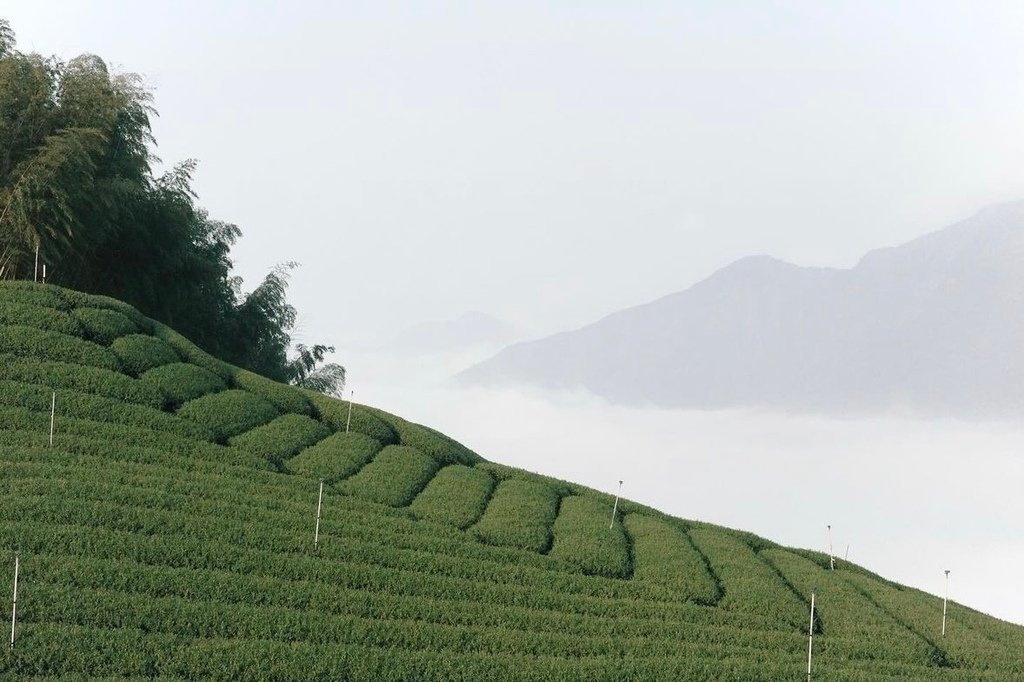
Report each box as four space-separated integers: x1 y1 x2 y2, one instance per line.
0 19 344 393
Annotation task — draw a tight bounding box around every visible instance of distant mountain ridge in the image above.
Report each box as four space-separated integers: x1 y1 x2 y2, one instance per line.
460 202 1024 417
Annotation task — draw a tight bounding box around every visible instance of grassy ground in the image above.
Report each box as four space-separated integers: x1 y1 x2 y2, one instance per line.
1 281 1022 680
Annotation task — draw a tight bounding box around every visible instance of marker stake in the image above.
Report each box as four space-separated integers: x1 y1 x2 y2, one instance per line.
9 554 19 651
942 570 950 636
807 588 816 681
314 480 325 549
345 391 354 433
609 480 622 529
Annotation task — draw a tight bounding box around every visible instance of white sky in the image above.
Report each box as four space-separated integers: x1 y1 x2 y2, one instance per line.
7 1 1024 624
7 1 1024 345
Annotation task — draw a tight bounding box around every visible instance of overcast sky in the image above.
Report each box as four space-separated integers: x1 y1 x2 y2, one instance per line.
8 0 1024 346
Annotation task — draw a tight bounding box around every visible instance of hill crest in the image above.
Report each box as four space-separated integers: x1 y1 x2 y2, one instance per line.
1 281 1022 679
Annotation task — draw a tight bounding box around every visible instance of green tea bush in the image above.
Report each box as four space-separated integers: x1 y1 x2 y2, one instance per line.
476 461 578 496
841 571 1024 671
177 390 279 442
0 324 121 371
71 307 139 344
370 408 480 465
0 380 211 441
229 414 331 467
0 353 164 409
471 478 560 553
303 391 398 444
139 362 227 407
76 291 154 331
764 549 944 666
110 334 181 376
150 320 235 380
0 280 76 310
410 464 495 529
338 445 439 507
233 368 312 415
548 495 631 579
689 527 807 629
0 301 80 335
286 432 383 483
625 514 721 605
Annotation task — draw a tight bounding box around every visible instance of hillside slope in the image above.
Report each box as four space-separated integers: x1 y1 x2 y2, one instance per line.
1 281 1022 680
460 202 1024 417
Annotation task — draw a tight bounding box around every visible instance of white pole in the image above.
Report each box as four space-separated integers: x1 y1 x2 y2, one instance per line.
33 243 39 283
609 480 622 529
345 391 354 433
313 480 324 549
827 525 835 570
49 392 55 447
807 588 815 681
845 544 849 561
41 263 46 283
9 554 19 651
942 570 950 636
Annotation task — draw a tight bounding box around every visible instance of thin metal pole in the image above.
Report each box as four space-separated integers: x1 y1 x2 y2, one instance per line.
33 243 39 283
49 392 55 447
609 480 622 529
314 480 324 549
807 589 815 681
942 570 950 636
845 544 849 561
345 391 354 433
827 525 835 570
10 554 19 651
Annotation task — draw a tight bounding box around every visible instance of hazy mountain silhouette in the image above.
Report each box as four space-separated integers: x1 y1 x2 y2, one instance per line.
460 202 1024 417
386 311 521 355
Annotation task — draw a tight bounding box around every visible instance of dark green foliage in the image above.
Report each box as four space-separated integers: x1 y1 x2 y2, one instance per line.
0 300 80 335
71 306 138 344
285 432 383 483
0 281 76 310
304 391 398 444
286 343 345 396
410 464 496 529
177 389 278 442
471 478 561 553
232 368 312 415
338 445 439 507
76 291 153 331
139 362 227 407
229 414 331 467
371 408 481 466
0 353 163 408
0 22 337 385
0 324 120 370
0 379 210 441
549 495 631 579
110 333 180 375
625 514 721 605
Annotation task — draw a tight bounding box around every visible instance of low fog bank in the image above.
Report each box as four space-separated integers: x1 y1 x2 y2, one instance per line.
349 348 1024 626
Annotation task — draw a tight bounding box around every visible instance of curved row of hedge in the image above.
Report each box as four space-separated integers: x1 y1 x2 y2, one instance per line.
410 465 496 529
286 432 384 483
229 414 331 468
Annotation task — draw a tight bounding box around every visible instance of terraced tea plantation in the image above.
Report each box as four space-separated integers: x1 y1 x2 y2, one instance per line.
1 281 1023 680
